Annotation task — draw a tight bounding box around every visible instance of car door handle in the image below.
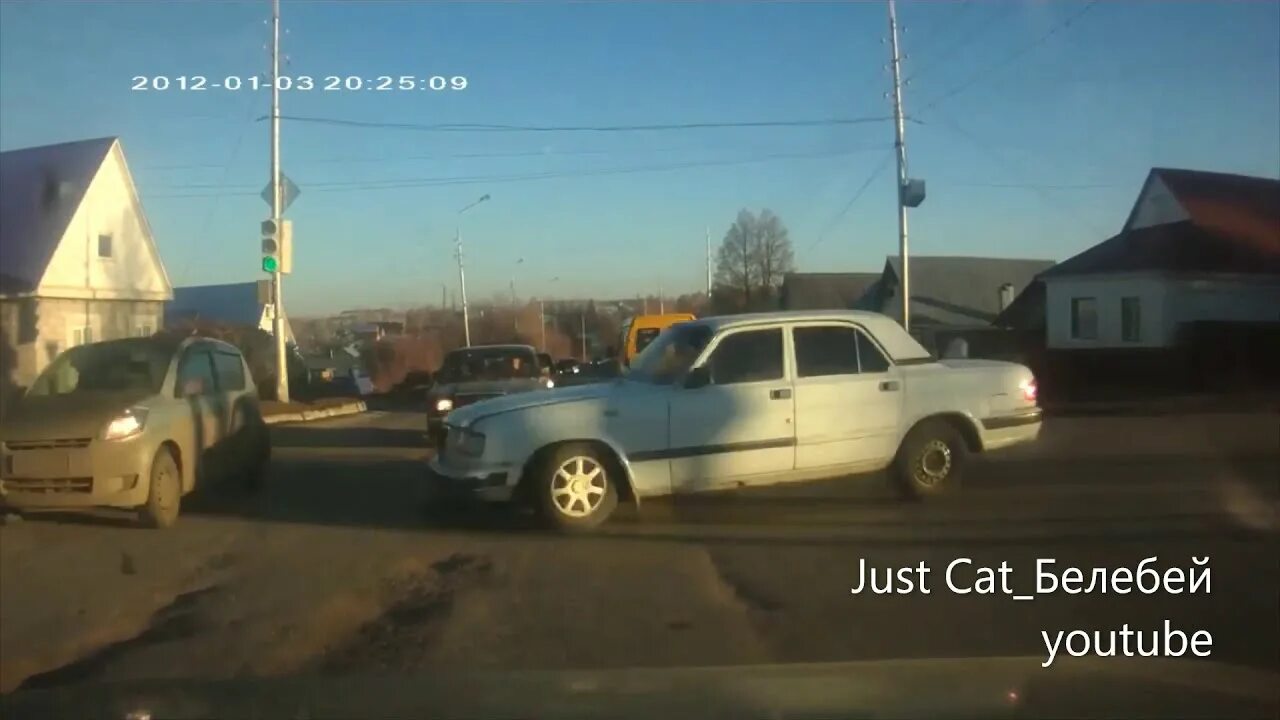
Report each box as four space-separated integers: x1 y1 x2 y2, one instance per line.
879 381 900 392
770 388 792 400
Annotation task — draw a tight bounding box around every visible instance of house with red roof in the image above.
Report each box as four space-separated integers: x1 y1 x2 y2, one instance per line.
0 137 172 391
1036 168 1280 351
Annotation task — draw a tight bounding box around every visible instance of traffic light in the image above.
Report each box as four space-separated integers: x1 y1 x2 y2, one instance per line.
260 219 293 274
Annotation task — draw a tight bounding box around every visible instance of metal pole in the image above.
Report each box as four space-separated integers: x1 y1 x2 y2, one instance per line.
658 282 664 314
888 0 910 331
511 278 518 333
705 226 712 299
270 0 289 402
580 312 586 360
539 299 546 351
456 226 470 347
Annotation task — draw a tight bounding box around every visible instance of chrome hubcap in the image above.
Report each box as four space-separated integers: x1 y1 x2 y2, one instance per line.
551 456 606 518
916 440 952 486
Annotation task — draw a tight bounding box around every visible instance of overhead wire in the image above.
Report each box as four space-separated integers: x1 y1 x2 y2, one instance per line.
809 149 896 251
268 114 895 133
915 0 1101 114
145 147 880 199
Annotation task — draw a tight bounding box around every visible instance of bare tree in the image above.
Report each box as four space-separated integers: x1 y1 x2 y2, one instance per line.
715 209 758 307
714 208 795 311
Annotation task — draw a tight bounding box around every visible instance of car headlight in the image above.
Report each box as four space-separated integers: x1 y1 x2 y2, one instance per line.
435 397 454 413
545 378 555 389
103 407 148 441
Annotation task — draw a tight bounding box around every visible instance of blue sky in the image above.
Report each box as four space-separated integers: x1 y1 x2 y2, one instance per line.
2 1 1277 315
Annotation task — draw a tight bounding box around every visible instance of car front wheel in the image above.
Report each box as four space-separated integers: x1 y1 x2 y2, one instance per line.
535 444 618 532
140 446 182 528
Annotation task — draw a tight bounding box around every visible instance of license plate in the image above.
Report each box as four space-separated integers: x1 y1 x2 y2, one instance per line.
12 451 69 478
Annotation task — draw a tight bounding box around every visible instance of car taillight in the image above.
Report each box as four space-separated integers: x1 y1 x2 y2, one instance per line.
1020 378 1038 404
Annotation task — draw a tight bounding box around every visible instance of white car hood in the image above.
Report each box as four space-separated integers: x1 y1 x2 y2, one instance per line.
446 381 615 427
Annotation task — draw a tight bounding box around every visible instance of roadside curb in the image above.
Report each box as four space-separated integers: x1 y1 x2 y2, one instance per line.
263 400 367 426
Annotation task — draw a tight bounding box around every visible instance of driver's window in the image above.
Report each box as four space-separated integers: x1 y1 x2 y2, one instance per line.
176 348 217 397
707 328 783 385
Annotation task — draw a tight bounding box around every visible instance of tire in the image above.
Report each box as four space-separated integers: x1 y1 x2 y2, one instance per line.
243 433 270 493
534 443 618 532
892 420 967 500
140 446 182 529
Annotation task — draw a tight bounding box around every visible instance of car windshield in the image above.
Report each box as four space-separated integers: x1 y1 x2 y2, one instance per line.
26 340 170 397
626 323 712 385
436 348 538 383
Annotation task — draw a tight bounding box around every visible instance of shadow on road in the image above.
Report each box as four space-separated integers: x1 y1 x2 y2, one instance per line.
271 425 428 450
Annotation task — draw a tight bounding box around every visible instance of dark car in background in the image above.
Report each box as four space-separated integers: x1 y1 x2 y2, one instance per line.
0 336 270 528
426 344 554 446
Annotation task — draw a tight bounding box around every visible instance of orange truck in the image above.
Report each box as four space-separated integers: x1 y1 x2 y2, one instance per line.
616 313 696 366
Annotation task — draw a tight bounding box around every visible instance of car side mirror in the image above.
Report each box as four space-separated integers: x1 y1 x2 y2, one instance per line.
683 366 711 389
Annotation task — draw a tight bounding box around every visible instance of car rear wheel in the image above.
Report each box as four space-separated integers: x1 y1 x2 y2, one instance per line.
140 446 182 529
535 444 618 532
892 420 967 500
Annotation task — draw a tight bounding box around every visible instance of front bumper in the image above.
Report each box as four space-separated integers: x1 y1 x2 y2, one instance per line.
0 436 155 511
426 456 518 503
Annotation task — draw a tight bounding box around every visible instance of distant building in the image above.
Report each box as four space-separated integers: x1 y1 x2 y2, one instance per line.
166 281 295 344
779 272 880 311
0 137 173 389
857 255 1054 328
1038 168 1280 350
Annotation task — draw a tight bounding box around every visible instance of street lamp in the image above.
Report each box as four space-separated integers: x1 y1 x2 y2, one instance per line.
455 193 490 347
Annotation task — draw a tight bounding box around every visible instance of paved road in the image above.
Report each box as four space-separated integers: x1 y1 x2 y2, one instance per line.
2 410 1277 694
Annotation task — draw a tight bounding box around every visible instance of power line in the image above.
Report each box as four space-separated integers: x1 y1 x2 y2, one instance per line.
269 114 895 133
146 147 875 199
916 0 1100 114
921 113 1113 237
809 150 896 251
901 2 1004 85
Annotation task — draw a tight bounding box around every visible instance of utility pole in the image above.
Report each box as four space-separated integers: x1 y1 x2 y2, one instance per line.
579 311 587 360
888 0 911 331
538 299 546 351
658 282 664 314
455 229 470 346
441 284 446 309
455 194 490 347
269 0 289 402
705 226 712 301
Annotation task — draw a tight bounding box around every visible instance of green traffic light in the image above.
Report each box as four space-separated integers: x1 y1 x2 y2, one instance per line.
262 256 278 273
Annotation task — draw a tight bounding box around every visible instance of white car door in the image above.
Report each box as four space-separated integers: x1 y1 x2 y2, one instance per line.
668 326 795 492
792 323 903 472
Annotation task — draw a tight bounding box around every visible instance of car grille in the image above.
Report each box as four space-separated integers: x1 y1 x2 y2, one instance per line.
5 438 91 451
2 477 93 494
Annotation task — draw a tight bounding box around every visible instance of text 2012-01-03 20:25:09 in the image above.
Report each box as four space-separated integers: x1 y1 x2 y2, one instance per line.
130 74 469 92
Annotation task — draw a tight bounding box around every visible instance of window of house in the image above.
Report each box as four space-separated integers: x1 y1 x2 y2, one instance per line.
1121 297 1141 342
707 328 783 384
70 326 93 347
1070 297 1098 340
97 234 113 258
136 324 153 338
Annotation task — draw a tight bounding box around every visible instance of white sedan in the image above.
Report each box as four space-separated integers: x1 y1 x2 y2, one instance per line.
427 311 1042 531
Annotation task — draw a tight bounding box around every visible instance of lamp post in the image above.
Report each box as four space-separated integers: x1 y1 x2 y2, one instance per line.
455 193 490 347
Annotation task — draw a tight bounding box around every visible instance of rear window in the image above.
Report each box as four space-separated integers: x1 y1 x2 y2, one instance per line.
437 348 538 382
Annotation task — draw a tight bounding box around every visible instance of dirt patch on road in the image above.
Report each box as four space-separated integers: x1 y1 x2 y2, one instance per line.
16 585 225 691
314 553 495 673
